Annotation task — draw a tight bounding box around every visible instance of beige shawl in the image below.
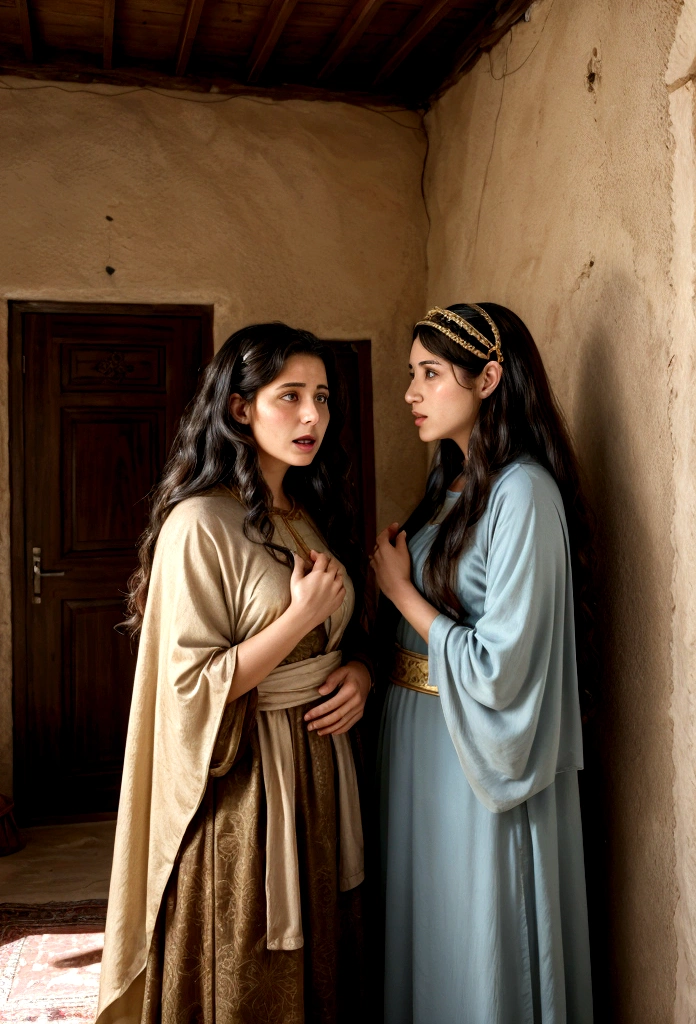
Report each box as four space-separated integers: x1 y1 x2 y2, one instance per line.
96 490 356 1024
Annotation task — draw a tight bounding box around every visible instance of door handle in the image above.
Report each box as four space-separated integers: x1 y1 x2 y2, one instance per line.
32 547 65 604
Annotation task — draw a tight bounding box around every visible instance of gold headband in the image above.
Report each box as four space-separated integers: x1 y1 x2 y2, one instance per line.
415 305 503 363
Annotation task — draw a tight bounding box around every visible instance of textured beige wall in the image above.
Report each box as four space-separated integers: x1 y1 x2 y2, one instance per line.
0 78 429 795
422 0 684 1019
667 5 696 1019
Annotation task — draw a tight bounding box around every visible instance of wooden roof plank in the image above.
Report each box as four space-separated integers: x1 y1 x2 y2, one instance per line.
317 0 384 79
246 0 299 82
103 0 115 68
175 0 206 75
373 0 455 83
2 0 525 102
15 0 34 60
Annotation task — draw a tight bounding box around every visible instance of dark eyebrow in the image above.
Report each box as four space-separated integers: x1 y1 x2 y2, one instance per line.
275 381 329 390
407 360 442 369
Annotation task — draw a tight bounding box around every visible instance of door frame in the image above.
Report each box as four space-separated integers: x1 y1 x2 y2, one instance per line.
9 301 214 822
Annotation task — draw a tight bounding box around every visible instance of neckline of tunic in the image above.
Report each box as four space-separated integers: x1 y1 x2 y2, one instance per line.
442 458 539 505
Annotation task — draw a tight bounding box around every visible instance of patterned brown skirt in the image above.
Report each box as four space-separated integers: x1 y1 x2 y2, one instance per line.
140 689 367 1024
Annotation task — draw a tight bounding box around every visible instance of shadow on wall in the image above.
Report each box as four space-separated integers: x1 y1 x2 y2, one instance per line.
573 278 676 1023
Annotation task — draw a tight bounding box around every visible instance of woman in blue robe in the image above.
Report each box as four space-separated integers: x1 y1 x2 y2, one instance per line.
372 303 593 1024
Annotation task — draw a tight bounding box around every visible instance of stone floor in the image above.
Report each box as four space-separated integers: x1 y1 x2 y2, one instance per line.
0 822 115 904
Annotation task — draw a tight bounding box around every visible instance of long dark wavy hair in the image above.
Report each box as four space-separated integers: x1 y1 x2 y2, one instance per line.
403 302 596 715
124 322 361 636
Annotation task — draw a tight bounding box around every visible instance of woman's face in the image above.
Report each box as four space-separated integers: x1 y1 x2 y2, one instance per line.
231 353 331 472
405 336 483 448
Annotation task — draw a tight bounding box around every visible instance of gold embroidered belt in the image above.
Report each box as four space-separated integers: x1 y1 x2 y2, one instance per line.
390 644 439 696
256 650 364 952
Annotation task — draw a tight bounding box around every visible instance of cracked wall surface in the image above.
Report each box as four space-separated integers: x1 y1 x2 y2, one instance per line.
422 0 684 1019
0 80 429 796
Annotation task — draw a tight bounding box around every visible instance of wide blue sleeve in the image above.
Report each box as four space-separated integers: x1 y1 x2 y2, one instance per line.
428 467 582 812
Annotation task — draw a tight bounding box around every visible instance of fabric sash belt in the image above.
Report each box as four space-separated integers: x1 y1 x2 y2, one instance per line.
256 649 364 951
390 643 439 696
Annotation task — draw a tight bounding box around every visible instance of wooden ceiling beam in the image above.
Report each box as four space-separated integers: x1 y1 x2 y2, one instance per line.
0 54 403 105
373 0 455 84
317 0 385 80
246 0 299 83
103 0 116 70
175 0 207 77
15 0 34 62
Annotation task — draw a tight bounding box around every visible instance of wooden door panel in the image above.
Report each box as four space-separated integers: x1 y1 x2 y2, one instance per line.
62 408 164 553
63 599 137 775
61 345 167 392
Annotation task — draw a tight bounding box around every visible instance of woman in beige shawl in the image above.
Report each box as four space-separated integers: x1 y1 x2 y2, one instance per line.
97 323 372 1024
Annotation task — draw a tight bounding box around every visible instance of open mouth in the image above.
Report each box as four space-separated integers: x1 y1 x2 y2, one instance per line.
413 415 427 427
292 435 316 452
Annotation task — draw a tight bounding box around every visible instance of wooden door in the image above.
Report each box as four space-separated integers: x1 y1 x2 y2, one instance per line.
10 303 213 824
327 341 376 555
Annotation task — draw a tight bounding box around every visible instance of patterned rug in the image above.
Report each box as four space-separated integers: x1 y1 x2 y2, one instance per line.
0 901 106 1023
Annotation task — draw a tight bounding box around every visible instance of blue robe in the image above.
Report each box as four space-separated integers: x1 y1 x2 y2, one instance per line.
379 459 593 1024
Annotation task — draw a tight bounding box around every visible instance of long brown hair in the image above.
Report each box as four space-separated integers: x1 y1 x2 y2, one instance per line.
124 322 361 636
403 303 596 714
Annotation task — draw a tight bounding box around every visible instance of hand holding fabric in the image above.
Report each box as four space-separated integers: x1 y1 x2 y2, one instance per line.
370 523 412 601
370 523 439 643
289 549 345 631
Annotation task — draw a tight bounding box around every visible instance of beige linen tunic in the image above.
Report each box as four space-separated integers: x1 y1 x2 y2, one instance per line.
96 489 357 1024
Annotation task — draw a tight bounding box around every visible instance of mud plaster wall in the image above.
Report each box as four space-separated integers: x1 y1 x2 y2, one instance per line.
667 4 696 1019
422 0 686 1019
0 79 429 795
